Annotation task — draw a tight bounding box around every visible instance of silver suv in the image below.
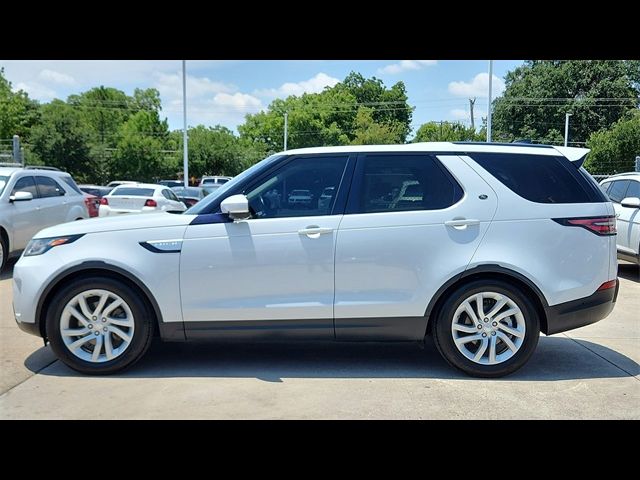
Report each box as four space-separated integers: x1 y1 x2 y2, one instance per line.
0 166 89 270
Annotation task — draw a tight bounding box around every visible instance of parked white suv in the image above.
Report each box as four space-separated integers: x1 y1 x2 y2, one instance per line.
600 173 640 264
13 143 618 377
199 175 232 187
0 166 89 271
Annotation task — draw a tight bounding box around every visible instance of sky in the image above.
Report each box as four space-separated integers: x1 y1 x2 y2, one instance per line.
0 60 523 136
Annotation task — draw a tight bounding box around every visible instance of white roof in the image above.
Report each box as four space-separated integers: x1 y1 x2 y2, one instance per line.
600 172 640 182
281 142 590 160
110 183 165 192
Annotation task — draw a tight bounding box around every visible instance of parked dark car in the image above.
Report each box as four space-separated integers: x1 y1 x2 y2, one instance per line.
171 186 209 207
159 180 183 188
78 185 113 198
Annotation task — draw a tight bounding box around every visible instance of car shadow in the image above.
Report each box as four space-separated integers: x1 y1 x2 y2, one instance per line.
0 258 16 281
618 262 639 282
28 336 639 382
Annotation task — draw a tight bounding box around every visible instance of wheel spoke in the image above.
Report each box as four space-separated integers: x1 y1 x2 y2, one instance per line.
68 335 94 351
108 325 131 343
107 316 133 327
493 308 519 323
497 322 525 338
454 333 483 346
102 299 123 317
93 293 109 317
489 335 497 363
65 305 90 327
92 335 103 361
463 302 480 325
453 323 478 334
497 331 518 352
61 327 90 337
473 337 488 362
486 298 507 319
78 295 94 320
475 293 485 319
104 333 114 360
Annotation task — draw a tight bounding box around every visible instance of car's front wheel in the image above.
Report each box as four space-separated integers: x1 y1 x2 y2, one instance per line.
46 276 154 375
432 280 540 378
0 235 6 272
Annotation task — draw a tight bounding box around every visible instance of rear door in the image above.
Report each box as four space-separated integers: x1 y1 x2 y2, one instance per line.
34 176 69 227
8 175 43 250
334 153 498 340
618 180 640 255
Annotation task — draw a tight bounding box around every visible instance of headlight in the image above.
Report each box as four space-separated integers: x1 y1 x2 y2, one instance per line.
23 235 84 257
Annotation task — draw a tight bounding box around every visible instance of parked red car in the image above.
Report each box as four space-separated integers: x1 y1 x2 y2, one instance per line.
83 193 99 217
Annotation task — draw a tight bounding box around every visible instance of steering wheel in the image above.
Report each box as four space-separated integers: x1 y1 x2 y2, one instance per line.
248 193 267 218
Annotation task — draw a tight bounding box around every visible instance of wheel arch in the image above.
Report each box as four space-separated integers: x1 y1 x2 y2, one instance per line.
0 225 8 251
424 264 550 336
36 261 166 340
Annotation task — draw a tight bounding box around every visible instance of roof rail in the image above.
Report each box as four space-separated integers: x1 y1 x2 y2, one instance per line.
24 166 62 171
451 141 554 149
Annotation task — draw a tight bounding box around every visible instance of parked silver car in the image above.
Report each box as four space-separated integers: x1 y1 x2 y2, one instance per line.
600 172 640 264
0 166 89 270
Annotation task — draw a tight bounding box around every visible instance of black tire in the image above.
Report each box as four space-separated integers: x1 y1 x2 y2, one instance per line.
432 279 540 378
0 234 6 272
46 276 154 375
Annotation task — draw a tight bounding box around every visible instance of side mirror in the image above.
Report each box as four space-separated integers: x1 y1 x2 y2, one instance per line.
621 197 640 209
9 191 33 202
221 194 250 221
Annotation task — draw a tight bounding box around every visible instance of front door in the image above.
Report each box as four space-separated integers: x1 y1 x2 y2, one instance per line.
8 175 43 250
34 175 69 226
180 154 351 338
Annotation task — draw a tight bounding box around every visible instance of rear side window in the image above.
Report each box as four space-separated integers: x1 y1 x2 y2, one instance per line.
61 176 83 194
111 187 155 197
600 182 613 194
356 154 462 213
11 176 38 197
625 181 640 199
35 176 65 198
608 180 630 203
470 153 606 204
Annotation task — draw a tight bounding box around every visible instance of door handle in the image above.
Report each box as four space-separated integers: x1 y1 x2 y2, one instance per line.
445 218 480 227
298 226 333 237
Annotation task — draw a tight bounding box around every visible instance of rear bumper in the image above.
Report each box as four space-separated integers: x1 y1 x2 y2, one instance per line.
544 280 619 335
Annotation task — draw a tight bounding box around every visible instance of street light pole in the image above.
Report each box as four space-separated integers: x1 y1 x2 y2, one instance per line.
182 60 189 187
487 60 493 143
283 112 288 151
564 113 572 147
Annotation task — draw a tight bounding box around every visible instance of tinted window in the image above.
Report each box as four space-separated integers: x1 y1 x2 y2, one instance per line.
600 181 613 194
35 176 65 198
162 189 180 201
623 181 639 199
471 153 600 204
11 176 38 197
608 180 630 203
61 176 82 194
111 187 155 197
0 175 9 196
358 155 462 213
246 156 348 218
218 178 229 184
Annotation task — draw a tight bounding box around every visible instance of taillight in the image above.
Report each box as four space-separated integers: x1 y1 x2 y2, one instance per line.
99 197 109 205
145 199 157 207
597 279 618 291
552 216 616 236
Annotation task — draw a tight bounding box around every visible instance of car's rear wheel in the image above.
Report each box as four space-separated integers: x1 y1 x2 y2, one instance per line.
0 235 6 272
46 276 154 375
432 280 540 378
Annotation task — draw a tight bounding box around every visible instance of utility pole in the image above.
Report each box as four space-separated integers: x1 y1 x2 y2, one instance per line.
283 112 288 151
469 98 476 130
487 60 493 143
564 113 572 147
182 60 189 187
12 135 21 165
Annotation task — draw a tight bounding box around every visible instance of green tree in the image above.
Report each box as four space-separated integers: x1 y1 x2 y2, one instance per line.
413 121 484 142
28 100 93 181
111 110 174 182
0 67 40 139
585 111 640 174
492 60 640 144
351 107 404 144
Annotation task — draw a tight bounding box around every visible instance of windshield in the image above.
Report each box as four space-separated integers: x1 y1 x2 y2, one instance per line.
0 176 8 196
185 154 283 215
111 187 155 197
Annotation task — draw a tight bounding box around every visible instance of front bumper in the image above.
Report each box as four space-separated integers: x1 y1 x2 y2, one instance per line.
544 280 619 335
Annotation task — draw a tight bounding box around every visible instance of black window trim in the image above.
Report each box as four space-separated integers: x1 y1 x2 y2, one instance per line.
11 174 39 198
344 152 464 215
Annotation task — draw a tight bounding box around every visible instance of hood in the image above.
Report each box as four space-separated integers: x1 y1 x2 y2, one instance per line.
34 212 196 239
